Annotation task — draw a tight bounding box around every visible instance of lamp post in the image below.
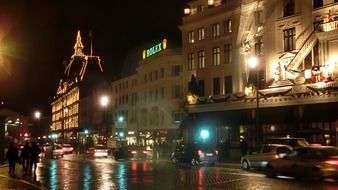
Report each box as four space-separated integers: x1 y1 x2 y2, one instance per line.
34 110 41 140
248 57 260 144
100 95 109 144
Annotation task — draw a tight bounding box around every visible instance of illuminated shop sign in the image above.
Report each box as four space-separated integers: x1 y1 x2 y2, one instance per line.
142 39 167 60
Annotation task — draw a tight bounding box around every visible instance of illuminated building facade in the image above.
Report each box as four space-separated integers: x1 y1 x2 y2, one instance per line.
181 0 338 154
111 42 184 147
51 31 108 144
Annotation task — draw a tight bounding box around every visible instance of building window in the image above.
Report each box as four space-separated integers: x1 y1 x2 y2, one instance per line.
255 36 263 55
213 47 220 66
160 68 164 78
172 65 181 76
313 0 323 8
172 112 182 123
283 28 295 52
224 76 232 93
212 23 220 37
198 51 205 68
224 19 232 33
144 74 147 83
188 31 194 43
160 87 165 99
255 10 263 25
283 0 295 17
198 80 205 97
154 71 158 80
188 53 195 70
213 77 220 95
224 44 232 64
149 72 153 82
172 85 182 98
198 28 205 41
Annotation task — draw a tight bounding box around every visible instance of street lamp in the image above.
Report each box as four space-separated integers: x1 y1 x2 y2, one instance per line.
248 57 260 144
100 95 109 143
34 110 41 140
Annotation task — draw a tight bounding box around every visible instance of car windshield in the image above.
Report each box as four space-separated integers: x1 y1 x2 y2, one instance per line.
265 138 310 147
95 145 106 149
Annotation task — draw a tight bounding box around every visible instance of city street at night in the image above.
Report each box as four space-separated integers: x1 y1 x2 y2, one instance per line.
2 0 338 189
1 155 338 190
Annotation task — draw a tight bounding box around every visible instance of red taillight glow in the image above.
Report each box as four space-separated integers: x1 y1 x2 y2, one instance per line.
325 160 338 166
274 155 280 159
198 150 203 156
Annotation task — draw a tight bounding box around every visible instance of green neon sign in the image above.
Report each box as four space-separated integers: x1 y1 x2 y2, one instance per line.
142 39 167 60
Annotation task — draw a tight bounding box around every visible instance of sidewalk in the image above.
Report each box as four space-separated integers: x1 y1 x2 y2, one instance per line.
0 162 46 190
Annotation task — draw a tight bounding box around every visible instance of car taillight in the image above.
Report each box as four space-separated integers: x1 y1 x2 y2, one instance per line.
131 150 137 154
325 160 338 166
198 150 203 156
274 155 280 159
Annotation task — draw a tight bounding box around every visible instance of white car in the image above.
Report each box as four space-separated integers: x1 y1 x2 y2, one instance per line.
89 144 108 158
62 144 74 154
48 145 64 158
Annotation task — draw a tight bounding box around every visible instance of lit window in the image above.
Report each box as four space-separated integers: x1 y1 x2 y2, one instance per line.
212 23 220 37
188 31 194 43
224 19 232 33
213 47 220 65
188 53 195 70
198 28 205 41
198 51 205 68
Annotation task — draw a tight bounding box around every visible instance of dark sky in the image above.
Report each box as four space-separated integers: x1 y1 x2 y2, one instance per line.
0 0 186 115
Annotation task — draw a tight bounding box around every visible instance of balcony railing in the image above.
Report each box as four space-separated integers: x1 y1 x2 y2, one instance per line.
320 20 338 32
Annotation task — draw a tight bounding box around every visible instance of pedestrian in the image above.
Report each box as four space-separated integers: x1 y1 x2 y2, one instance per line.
29 142 42 174
20 142 31 175
240 138 248 157
5 142 19 176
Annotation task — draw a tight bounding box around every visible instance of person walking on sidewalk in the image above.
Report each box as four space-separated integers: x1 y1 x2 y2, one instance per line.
5 142 19 176
29 142 41 174
20 142 31 175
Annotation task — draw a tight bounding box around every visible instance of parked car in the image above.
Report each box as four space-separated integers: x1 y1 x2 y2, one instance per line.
128 146 149 159
88 144 108 158
265 146 338 179
264 136 310 148
113 146 130 160
241 144 293 170
62 144 74 154
172 143 218 166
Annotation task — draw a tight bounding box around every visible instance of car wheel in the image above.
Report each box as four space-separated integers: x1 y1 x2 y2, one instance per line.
241 160 250 170
265 164 276 178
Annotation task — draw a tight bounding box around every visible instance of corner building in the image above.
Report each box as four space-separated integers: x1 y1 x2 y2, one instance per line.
51 31 109 146
180 0 338 158
111 43 184 149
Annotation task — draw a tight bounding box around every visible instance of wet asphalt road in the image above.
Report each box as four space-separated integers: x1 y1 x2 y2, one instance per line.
1 154 338 190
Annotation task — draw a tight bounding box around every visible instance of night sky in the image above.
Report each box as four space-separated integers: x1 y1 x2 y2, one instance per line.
0 0 186 115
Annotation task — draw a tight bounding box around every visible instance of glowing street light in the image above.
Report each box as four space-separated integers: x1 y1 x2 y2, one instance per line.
99 95 109 143
34 111 41 120
100 95 109 107
248 56 260 143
